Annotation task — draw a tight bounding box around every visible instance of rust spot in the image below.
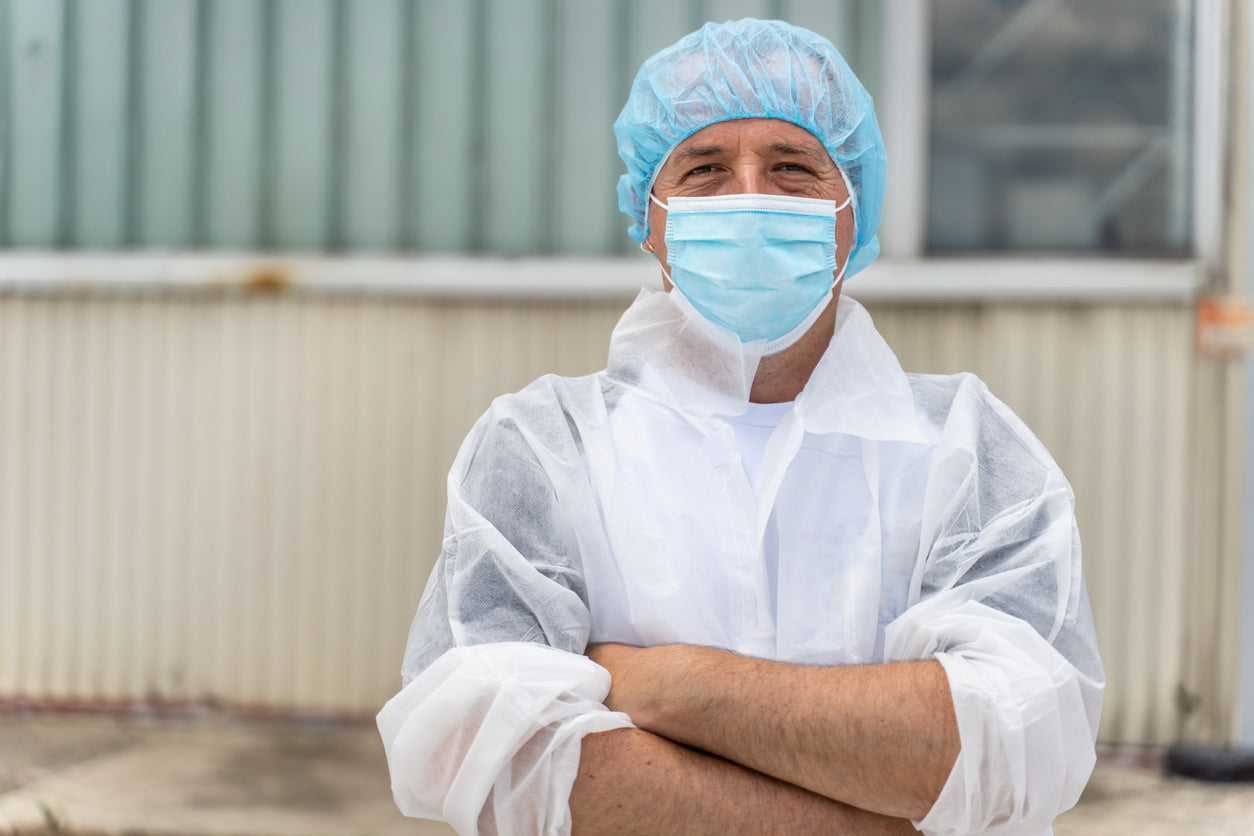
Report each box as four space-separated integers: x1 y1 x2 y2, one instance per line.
244 266 290 293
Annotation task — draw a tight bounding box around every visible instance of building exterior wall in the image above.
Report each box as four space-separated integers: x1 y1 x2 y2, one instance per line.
0 287 1235 745
0 0 1246 748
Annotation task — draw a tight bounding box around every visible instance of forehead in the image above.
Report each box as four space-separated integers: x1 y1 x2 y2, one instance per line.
664 118 830 164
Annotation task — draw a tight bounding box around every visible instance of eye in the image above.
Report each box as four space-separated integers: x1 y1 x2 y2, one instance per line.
776 163 815 175
685 164 717 177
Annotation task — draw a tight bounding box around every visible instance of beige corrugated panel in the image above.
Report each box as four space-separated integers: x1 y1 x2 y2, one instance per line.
0 294 1236 745
1177 350 1247 746
0 294 625 712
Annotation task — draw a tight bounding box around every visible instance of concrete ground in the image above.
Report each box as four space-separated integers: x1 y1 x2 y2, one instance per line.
1 711 1253 835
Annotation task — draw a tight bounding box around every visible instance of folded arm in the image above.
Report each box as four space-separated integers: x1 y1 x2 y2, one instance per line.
571 727 919 836
583 643 957 821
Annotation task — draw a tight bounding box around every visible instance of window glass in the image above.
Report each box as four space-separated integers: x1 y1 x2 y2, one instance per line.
928 0 1193 255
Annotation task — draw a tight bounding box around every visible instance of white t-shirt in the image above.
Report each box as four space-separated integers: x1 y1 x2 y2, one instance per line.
718 400 793 498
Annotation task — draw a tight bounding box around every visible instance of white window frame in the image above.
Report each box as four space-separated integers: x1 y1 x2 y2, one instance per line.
865 0 1225 302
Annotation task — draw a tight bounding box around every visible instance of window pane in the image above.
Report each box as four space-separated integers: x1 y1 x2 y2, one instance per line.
928 0 1192 255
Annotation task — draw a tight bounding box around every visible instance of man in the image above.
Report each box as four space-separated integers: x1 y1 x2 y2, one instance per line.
379 19 1103 836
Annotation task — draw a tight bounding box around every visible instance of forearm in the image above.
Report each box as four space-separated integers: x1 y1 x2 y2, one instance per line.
591 644 958 820
569 727 918 836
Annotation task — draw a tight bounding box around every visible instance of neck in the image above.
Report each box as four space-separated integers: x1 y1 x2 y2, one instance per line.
749 294 839 403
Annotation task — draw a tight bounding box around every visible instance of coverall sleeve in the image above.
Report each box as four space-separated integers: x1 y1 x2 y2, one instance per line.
377 393 634 836
884 376 1105 836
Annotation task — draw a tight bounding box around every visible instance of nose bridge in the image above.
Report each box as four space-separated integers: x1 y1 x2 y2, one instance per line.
732 160 767 194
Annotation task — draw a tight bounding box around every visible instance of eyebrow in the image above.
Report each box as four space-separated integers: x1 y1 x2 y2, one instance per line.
671 144 727 160
670 142 830 166
767 142 831 167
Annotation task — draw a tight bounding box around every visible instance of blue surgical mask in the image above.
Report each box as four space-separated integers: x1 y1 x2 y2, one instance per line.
651 192 852 354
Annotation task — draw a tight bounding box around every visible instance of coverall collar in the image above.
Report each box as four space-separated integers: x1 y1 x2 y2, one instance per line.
793 296 928 443
605 289 928 445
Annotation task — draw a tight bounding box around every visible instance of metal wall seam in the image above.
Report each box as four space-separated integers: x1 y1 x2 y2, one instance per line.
190 0 210 246
57 0 77 247
123 0 141 246
0 0 12 245
258 0 277 249
326 0 347 251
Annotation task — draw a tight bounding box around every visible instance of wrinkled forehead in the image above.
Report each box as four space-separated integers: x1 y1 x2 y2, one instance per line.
655 117 834 178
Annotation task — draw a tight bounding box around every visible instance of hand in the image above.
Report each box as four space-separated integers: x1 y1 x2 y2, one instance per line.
587 642 713 736
586 642 668 723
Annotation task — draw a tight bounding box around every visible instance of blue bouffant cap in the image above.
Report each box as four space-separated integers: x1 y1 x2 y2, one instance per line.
614 19 887 277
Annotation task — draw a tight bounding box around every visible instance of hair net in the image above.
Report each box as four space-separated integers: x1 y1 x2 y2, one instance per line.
614 19 887 277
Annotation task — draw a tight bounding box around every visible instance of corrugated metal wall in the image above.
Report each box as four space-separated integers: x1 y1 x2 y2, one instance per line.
0 0 878 254
0 289 1237 745
0 291 624 711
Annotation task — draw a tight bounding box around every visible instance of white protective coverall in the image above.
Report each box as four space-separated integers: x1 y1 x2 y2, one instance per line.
378 288 1105 836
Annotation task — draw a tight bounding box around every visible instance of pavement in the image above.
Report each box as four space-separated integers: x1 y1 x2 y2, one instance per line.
1 710 1253 835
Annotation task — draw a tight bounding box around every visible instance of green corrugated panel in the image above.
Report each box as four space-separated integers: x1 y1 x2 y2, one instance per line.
342 0 405 250
412 0 476 252
272 0 336 249
553 0 623 255
483 0 550 254
204 0 265 248
7 0 65 246
73 0 131 247
0 0 879 253
137 0 198 247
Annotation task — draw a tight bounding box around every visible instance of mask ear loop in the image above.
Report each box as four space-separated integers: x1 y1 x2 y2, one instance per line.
645 192 670 280
832 169 855 285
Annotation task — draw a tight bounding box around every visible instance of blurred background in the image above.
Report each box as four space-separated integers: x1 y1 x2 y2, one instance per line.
1 0 1252 767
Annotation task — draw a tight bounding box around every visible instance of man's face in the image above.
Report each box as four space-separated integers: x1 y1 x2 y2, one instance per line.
644 118 856 286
